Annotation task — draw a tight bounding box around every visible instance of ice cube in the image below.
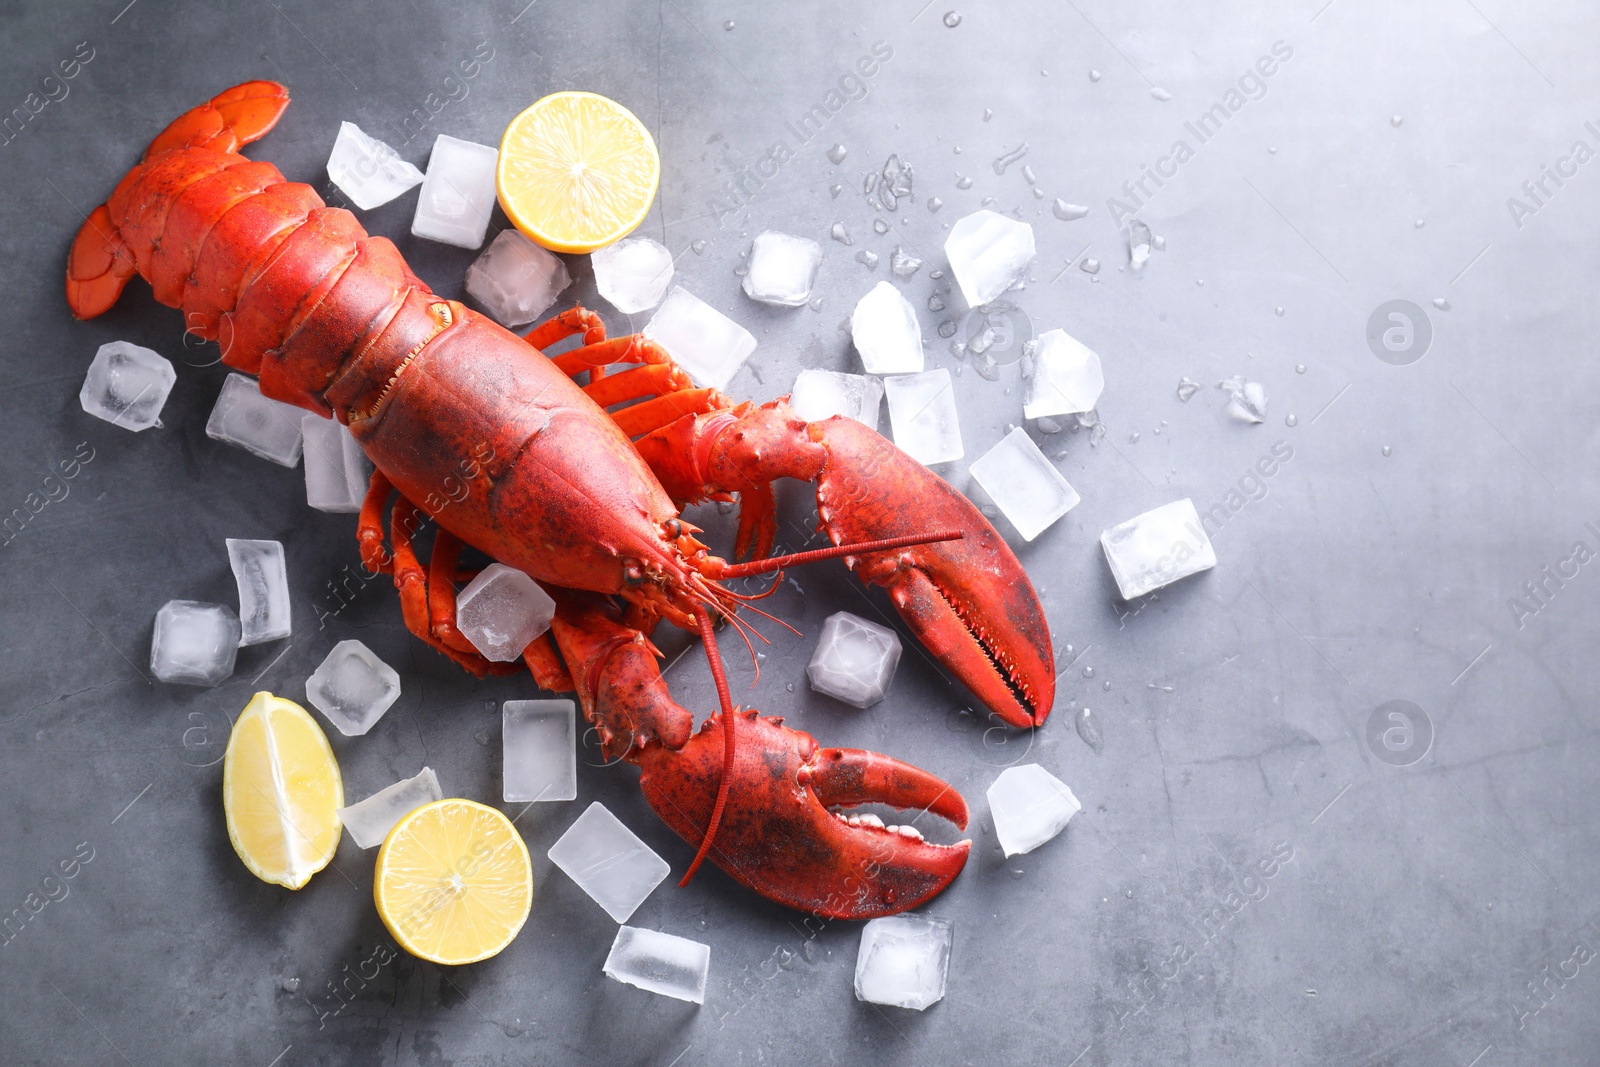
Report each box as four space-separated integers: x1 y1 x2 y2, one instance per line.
1023 329 1104 419
968 427 1080 541
547 801 670 923
455 563 556 663
305 639 402 736
591 237 675 314
642 286 757 390
742 231 822 307
944 210 1035 307
986 764 1081 856
806 611 902 708
885 369 963 465
1127 218 1154 272
149 600 241 686
79 341 176 432
1100 498 1217 600
603 926 711 1003
890 246 923 278
465 229 571 327
850 281 925 375
225 538 291 646
301 414 372 513
336 767 442 849
854 913 953 1010
788 369 883 427
325 121 424 211
502 699 576 802
1223 378 1268 423
411 134 498 249
206 373 305 466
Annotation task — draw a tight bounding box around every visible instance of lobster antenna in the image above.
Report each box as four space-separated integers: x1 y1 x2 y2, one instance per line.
680 604 736 887
717 530 964 579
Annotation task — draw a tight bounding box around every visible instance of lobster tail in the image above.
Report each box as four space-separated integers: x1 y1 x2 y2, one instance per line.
64 80 291 320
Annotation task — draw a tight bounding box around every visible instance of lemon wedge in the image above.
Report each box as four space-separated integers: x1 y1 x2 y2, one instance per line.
374 799 533 965
222 691 343 889
496 91 660 253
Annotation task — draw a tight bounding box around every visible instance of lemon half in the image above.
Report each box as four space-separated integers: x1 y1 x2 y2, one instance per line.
222 692 343 889
374 799 533 965
497 91 660 253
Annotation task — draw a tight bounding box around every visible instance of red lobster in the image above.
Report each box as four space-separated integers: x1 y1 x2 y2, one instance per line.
66 82 1056 919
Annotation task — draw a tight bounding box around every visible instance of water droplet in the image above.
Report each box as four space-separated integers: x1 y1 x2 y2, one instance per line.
723 19 734 30
801 939 821 963
1382 445 1392 457
1275 306 1285 316
473 728 491 746
929 269 944 280
1125 889 1134 898
1052 199 1089 221
927 294 945 311
1390 114 1403 127
1433 297 1450 311
926 197 943 212
952 145 961 154
1009 868 1025 879
280 976 302 993
992 143 1029 175
1103 679 1111 690
855 249 879 269
1295 363 1306 374
691 239 707 255
785 682 795 692
1285 414 1298 427
733 264 747 276
1082 665 1095 678
1150 86 1172 101
980 196 997 207
1129 432 1140 443
1088 69 1102 82
1032 187 1045 199
503 1018 528 1038
1268 146 1278 154
1196 278 1205 286
942 10 962 27
808 296 823 311
826 144 847 165
937 318 957 337
829 184 842 199
956 174 973 190
1063 644 1074 657
982 107 993 121
873 219 889 234
1080 258 1100 274
830 222 851 245
1414 218 1425 228
1021 164 1037 185
1152 235 1166 251
1075 706 1104 754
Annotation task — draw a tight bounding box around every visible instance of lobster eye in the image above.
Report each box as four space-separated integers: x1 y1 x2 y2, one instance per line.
663 518 682 539
623 563 645 584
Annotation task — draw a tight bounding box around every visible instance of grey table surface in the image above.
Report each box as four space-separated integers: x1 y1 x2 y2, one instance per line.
2 1 1597 1064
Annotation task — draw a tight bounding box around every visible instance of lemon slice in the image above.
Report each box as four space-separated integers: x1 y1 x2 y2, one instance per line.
223 691 343 889
374 799 533 965
497 91 660 253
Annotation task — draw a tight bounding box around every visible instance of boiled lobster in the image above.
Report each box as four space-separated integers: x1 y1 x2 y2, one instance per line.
66 82 1056 920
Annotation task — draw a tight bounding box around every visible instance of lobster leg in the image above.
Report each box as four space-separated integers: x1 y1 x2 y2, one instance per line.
545 590 970 919
635 403 1057 728
354 470 515 678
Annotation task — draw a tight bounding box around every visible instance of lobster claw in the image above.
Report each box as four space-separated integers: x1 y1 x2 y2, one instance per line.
808 416 1056 728
633 712 971 920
